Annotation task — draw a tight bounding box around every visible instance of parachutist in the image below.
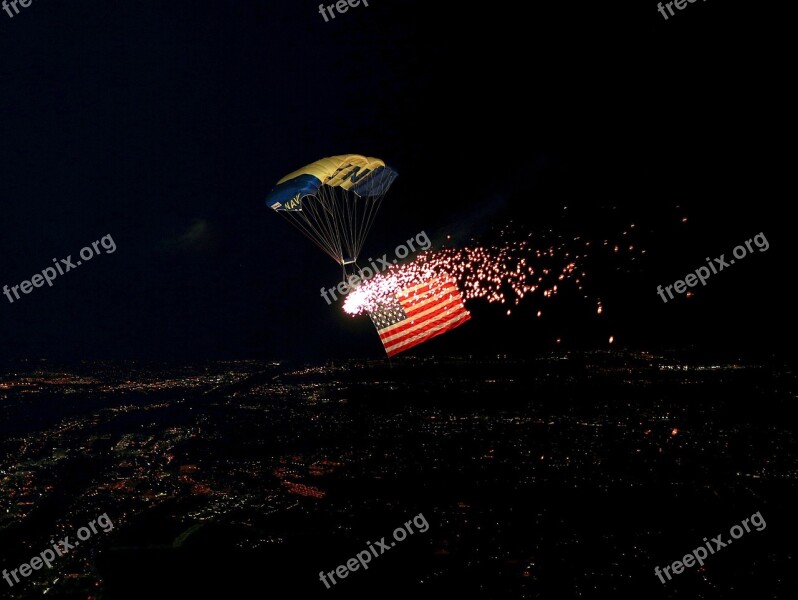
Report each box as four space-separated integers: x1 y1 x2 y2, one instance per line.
267 155 397 267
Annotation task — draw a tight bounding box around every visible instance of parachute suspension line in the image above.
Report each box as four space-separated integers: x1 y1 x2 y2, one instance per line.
341 187 387 266
329 186 353 263
358 195 385 262
296 202 341 261
317 184 348 264
312 182 383 267
274 190 390 267
358 171 394 262
277 209 341 264
321 166 350 264
342 186 358 262
266 156 397 268
304 189 344 262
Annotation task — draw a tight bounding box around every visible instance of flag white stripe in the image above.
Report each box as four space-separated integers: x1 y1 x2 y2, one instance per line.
397 278 457 298
380 288 463 335
402 285 459 312
380 292 462 338
384 312 469 354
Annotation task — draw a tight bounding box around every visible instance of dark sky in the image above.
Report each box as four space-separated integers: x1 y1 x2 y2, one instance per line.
0 0 791 362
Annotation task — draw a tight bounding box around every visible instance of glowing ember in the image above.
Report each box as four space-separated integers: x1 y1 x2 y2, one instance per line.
343 238 581 316
342 223 643 323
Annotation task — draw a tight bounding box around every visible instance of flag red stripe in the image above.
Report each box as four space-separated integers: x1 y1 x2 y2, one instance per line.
402 285 460 315
385 312 471 357
378 284 463 336
379 296 468 343
396 279 454 299
398 279 458 305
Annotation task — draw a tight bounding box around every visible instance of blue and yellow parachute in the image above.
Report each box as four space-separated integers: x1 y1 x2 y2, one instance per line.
266 155 398 267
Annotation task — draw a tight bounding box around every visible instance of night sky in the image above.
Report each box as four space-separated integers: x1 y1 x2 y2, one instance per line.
0 0 791 362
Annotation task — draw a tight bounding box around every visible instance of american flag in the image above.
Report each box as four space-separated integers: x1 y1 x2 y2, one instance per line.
368 277 471 357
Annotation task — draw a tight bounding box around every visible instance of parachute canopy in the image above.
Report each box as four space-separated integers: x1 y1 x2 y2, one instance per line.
266 155 398 266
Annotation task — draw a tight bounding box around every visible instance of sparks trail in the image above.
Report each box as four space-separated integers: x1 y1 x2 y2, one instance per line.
343 223 643 317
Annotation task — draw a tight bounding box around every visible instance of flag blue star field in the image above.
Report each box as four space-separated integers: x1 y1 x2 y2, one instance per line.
368 277 470 357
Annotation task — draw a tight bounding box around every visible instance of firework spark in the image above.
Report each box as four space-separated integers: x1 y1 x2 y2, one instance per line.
344 229 596 316
342 219 646 334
